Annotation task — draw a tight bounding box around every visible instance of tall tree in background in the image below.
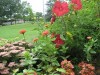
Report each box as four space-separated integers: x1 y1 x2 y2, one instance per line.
0 0 34 25
45 0 55 21
36 12 42 21
27 7 34 21
0 0 22 25
21 1 34 23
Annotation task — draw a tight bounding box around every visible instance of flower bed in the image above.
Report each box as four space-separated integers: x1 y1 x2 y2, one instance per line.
0 0 100 75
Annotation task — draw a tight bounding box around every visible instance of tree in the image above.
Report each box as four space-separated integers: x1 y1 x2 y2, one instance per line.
45 0 55 21
0 0 34 25
0 0 22 25
21 1 34 22
36 12 42 21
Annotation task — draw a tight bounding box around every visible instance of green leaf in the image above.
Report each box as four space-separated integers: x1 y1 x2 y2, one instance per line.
56 68 66 73
23 69 28 73
90 50 96 54
17 73 23 75
23 51 31 59
47 67 53 72
23 69 34 73
50 74 60 75
13 69 19 73
37 46 42 49
32 58 39 61
36 69 42 71
87 53 91 62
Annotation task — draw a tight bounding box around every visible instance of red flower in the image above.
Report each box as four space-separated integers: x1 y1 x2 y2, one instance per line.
33 71 37 75
19 29 26 34
50 15 56 24
52 0 69 16
52 34 64 48
71 0 82 10
50 33 56 38
42 30 49 36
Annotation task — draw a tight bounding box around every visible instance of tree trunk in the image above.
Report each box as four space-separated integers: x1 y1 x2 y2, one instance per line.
11 20 12 25
0 20 3 26
15 19 16 24
24 19 25 23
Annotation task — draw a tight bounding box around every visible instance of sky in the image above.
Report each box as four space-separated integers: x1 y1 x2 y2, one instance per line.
22 0 49 14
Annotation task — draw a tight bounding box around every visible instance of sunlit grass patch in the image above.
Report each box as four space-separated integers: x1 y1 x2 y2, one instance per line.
0 22 39 42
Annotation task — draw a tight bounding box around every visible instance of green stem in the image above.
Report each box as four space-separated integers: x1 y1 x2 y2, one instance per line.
97 0 100 17
61 16 67 37
23 34 26 41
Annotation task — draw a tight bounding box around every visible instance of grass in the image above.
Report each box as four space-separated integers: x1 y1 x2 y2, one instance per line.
0 22 40 42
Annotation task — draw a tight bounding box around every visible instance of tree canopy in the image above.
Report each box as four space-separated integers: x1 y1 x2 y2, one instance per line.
0 0 34 25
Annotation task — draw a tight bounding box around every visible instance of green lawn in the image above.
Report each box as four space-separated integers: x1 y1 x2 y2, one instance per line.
0 22 39 42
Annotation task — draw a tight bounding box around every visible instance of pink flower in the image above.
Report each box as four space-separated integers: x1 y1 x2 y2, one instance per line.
87 64 95 70
0 47 5 51
78 62 95 75
0 68 9 75
70 72 75 75
8 62 16 67
71 0 82 10
0 63 5 70
0 52 8 56
52 0 69 16
52 34 64 48
61 60 75 75
2 53 11 57
10 50 21 54
78 61 86 68
61 60 74 69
